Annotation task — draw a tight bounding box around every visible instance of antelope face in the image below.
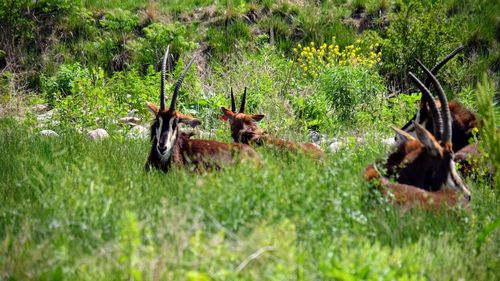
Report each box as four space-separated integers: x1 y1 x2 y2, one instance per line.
147 102 200 160
220 87 264 143
392 123 471 201
221 107 264 143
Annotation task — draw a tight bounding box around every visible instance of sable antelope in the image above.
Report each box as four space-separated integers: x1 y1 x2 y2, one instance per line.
145 47 259 172
398 46 478 153
365 64 471 209
220 88 323 157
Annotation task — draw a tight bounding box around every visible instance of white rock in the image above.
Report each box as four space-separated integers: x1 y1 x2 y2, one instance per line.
328 141 343 153
88 128 109 140
119 116 141 125
127 109 139 117
128 125 149 139
39 129 59 137
382 137 396 146
37 110 54 123
309 131 324 143
32 104 50 113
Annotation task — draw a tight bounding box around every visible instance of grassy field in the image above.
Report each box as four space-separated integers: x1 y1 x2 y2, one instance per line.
1 0 499 280
0 118 498 280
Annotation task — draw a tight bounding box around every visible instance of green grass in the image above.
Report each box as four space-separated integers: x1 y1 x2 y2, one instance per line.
0 118 498 280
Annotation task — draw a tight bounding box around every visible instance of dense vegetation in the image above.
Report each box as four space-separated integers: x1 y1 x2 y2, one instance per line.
0 0 499 280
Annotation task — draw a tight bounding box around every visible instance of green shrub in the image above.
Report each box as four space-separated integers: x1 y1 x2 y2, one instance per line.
129 23 197 71
379 1 462 91
207 19 251 60
319 65 386 124
99 8 139 33
43 59 203 130
476 75 500 184
41 63 91 105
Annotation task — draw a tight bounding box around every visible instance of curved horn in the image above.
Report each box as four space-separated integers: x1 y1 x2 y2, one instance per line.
239 87 247 113
169 55 196 111
230 87 236 112
415 46 463 122
160 45 170 111
415 59 452 144
429 45 464 80
409 72 442 139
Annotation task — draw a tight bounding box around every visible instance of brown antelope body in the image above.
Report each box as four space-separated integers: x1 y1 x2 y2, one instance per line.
399 46 478 153
221 88 323 157
145 47 259 173
366 59 471 209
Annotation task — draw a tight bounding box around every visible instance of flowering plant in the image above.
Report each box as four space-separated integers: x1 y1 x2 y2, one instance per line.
292 37 382 78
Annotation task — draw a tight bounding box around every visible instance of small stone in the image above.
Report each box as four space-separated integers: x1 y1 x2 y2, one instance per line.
32 104 50 114
88 128 109 140
328 141 343 153
382 137 396 146
119 116 141 125
37 110 54 122
39 129 59 137
128 125 149 139
309 131 323 143
127 109 138 117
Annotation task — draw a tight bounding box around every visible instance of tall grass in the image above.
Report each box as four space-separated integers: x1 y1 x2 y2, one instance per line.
476 75 500 185
0 118 498 280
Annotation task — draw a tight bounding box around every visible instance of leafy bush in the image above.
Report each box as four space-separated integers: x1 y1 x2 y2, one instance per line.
41 63 91 105
207 19 251 60
128 22 197 71
378 1 461 91
476 75 500 184
43 59 203 130
99 8 139 33
320 65 386 124
290 38 384 130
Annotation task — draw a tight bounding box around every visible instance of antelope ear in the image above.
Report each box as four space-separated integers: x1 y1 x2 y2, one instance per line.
391 126 415 142
146 102 159 115
251 114 265 122
177 113 201 128
221 107 234 119
413 122 441 156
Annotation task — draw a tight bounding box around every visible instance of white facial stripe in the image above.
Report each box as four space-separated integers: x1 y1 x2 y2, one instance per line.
165 118 177 155
156 117 178 161
156 116 163 142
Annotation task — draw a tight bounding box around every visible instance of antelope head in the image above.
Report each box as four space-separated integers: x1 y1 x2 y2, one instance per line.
220 87 265 144
147 46 200 164
385 61 471 201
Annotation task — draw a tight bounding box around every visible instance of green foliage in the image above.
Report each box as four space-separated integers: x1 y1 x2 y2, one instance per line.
99 8 139 33
476 75 500 185
207 19 251 60
1 1 500 278
129 22 197 71
319 66 386 123
0 122 498 280
378 1 462 90
295 5 355 49
41 63 91 105
292 65 386 131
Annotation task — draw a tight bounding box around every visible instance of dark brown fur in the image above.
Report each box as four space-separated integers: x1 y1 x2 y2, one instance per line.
402 101 477 152
221 108 323 157
146 105 259 173
364 165 465 210
384 138 453 192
